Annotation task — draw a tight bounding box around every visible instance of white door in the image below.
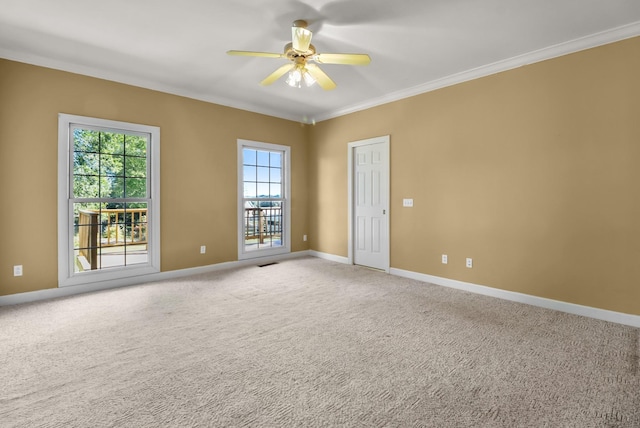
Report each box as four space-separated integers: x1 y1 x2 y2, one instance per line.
350 137 389 271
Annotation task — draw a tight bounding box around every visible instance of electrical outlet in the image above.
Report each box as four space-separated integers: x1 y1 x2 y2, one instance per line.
13 265 23 276
303 235 307 242
442 254 448 264
466 258 473 268
200 245 206 254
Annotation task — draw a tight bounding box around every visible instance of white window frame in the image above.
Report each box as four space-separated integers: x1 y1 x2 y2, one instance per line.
57 113 161 287
237 139 291 260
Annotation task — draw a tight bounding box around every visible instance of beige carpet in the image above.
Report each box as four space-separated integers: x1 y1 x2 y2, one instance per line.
1 257 638 427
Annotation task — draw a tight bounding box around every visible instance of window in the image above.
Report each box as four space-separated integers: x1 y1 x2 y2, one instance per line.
237 140 291 259
58 114 160 287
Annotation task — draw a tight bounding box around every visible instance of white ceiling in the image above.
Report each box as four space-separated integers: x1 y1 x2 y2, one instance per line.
1 0 640 123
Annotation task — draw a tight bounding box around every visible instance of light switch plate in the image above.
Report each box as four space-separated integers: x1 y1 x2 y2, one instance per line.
403 198 414 207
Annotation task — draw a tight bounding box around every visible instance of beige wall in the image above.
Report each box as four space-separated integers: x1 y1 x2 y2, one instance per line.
0 59 309 296
2 37 639 316
309 37 640 315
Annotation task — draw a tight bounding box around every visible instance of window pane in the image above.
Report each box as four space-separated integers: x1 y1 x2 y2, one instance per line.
257 150 270 166
270 183 282 198
270 167 281 183
73 129 100 153
100 132 124 155
107 177 124 198
125 178 147 198
242 199 284 252
126 204 148 244
102 208 124 247
257 182 269 198
257 167 269 182
126 246 148 266
124 156 147 178
73 203 103 273
100 154 124 177
243 149 256 166
101 250 125 270
73 174 100 198
125 136 147 157
106 202 124 210
73 152 99 176
124 203 148 266
244 182 256 198
243 165 256 182
74 203 102 226
270 152 281 167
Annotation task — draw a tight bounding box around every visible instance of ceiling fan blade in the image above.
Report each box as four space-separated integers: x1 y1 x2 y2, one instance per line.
227 50 284 59
292 20 312 53
306 64 336 90
260 64 294 86
313 53 371 66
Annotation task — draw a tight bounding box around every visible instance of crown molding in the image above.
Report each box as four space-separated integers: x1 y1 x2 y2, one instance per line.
2 20 639 124
0 47 302 122
313 20 640 123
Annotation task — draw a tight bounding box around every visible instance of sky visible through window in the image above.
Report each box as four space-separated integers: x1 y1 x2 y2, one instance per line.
243 148 282 199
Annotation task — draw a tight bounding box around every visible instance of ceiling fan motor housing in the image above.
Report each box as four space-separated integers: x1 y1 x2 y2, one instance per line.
291 20 313 53
284 42 316 62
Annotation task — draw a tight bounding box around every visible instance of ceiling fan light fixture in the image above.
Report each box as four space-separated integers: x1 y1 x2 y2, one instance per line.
286 65 315 88
285 66 302 88
302 69 316 86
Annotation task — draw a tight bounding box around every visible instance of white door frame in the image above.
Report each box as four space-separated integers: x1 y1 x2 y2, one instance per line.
347 135 390 272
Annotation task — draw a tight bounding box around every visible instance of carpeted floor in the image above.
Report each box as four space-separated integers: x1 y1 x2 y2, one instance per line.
1 257 638 427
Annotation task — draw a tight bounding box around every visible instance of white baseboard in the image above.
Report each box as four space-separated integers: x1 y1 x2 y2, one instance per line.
295 251 640 327
390 268 640 328
3 250 638 328
0 250 312 307
308 250 349 265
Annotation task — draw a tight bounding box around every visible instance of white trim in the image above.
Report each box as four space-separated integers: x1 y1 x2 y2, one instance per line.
390 267 640 328
308 250 349 265
0 251 311 307
3 23 638 125
313 21 640 122
3 249 638 328
0 47 302 123
237 139 291 260
347 136 390 273
57 114 161 287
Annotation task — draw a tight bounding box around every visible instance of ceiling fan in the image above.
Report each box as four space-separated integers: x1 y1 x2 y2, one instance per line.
227 20 371 90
